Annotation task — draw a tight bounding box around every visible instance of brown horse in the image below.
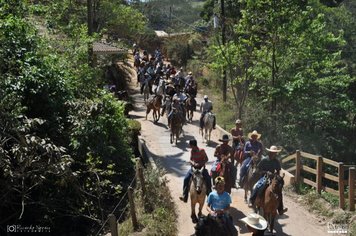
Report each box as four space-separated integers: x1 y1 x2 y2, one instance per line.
145 95 162 123
213 156 233 194
185 96 196 123
255 173 285 234
170 109 184 144
242 155 261 204
189 167 207 223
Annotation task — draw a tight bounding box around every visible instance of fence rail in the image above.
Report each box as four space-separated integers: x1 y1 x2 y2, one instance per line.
281 150 355 211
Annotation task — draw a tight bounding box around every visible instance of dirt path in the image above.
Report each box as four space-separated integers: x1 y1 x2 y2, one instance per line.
126 63 328 236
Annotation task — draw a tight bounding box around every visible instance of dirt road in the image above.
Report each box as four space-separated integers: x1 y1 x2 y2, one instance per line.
127 70 328 236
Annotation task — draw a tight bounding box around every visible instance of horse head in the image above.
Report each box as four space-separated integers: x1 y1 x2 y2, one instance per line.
271 173 285 195
192 167 205 195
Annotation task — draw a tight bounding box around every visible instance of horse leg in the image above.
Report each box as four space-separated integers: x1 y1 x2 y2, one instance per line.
191 202 198 223
170 133 173 144
146 107 151 120
197 201 203 218
244 189 248 203
270 213 276 235
175 131 178 145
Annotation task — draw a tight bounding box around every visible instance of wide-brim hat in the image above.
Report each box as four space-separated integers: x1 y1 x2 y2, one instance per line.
266 145 282 153
248 130 261 139
218 134 231 142
188 71 193 75
235 119 242 124
240 213 268 231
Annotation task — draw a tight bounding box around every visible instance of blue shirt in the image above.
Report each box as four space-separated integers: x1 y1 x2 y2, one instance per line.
244 139 262 157
207 191 231 211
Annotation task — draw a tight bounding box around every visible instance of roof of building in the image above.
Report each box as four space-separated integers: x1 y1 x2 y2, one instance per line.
93 42 127 55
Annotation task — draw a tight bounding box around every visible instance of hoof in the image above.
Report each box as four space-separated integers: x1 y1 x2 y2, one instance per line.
191 215 198 224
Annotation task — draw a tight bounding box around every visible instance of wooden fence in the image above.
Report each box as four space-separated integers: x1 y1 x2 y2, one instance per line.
281 150 355 211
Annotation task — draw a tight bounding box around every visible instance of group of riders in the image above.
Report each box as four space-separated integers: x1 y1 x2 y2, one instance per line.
133 45 216 131
134 46 287 235
181 126 288 235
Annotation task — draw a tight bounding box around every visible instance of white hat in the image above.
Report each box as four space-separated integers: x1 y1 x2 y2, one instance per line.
266 145 282 153
240 213 268 231
248 130 261 139
235 119 242 124
204 95 208 99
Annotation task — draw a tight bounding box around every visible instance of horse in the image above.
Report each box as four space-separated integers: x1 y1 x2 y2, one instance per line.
200 112 214 143
185 96 196 123
170 109 184 144
242 155 261 205
189 167 207 223
216 157 233 194
145 95 162 123
255 173 285 234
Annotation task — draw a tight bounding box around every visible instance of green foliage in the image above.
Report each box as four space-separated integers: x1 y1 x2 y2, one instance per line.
206 0 356 163
0 2 136 235
119 166 177 236
164 37 194 66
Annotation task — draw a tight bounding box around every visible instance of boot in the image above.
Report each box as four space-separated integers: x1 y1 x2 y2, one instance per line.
179 195 188 203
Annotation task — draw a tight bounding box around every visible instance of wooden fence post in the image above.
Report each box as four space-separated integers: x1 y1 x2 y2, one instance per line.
295 150 301 184
128 187 139 231
338 162 345 209
316 156 323 194
136 158 146 198
108 214 118 236
349 167 355 211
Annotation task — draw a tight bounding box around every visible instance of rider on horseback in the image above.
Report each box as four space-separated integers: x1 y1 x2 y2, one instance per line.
206 176 237 236
167 97 184 128
200 95 216 129
179 139 212 203
249 145 288 215
239 130 263 187
211 134 235 187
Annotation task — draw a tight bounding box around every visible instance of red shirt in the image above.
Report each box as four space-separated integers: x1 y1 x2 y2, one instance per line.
191 147 208 167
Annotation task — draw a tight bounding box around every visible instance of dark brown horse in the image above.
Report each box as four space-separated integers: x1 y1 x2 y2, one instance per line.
213 155 233 194
145 95 162 123
170 109 184 144
255 173 285 234
185 96 196 123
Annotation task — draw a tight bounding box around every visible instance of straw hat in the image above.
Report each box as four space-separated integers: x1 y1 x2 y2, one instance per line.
266 145 282 153
215 176 225 184
218 134 231 142
240 213 268 231
203 95 208 99
188 71 193 75
248 130 261 139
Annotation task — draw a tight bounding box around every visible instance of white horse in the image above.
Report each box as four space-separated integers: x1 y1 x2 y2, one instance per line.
200 112 214 143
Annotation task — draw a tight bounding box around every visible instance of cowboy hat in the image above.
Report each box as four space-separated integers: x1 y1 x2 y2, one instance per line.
188 71 193 75
203 95 208 99
235 119 242 124
219 134 230 142
266 145 282 153
240 213 268 231
248 130 261 139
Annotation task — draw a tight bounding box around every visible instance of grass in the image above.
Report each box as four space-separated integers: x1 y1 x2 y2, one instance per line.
118 165 177 236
